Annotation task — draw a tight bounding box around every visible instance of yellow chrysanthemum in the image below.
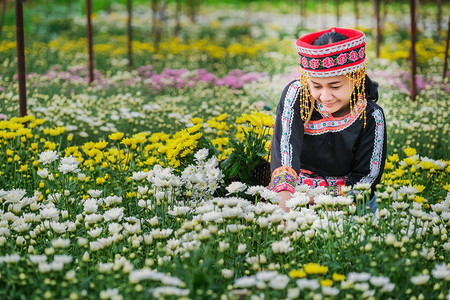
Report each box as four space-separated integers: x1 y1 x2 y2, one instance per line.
109 132 124 141
332 273 346 281
304 263 329 275
320 279 334 287
288 269 307 278
404 147 417 157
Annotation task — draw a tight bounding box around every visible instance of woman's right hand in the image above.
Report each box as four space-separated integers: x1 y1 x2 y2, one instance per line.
278 190 293 213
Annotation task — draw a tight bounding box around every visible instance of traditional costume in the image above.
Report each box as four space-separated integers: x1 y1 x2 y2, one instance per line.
269 28 387 205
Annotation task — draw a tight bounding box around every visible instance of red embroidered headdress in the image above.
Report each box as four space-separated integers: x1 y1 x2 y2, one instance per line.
296 27 366 78
296 28 368 126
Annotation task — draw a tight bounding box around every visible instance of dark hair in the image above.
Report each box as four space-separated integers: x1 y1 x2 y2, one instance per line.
312 31 348 46
312 31 379 102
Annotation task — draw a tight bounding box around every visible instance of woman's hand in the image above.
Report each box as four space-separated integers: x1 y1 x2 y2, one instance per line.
278 190 293 213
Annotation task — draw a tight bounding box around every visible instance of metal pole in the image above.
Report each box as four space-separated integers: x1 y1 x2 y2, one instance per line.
127 0 133 69
443 18 450 81
410 0 417 101
321 0 326 29
336 0 339 27
86 0 94 83
437 0 442 37
375 0 380 58
15 0 27 117
0 0 8 40
174 0 181 37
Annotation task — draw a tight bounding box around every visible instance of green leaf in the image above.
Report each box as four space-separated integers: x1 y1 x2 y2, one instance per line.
228 160 241 178
220 151 237 170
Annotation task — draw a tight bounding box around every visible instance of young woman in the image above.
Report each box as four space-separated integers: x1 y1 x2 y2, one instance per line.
269 27 387 213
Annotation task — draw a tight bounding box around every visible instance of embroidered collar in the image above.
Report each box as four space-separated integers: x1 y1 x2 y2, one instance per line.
305 97 366 134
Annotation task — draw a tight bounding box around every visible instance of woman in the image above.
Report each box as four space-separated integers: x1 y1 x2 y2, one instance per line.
269 27 387 213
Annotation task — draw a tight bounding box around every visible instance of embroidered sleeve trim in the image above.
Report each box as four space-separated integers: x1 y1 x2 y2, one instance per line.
357 109 385 186
269 165 298 193
280 81 301 167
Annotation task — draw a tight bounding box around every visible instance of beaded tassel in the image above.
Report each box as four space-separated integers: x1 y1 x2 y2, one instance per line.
345 65 368 127
298 65 368 128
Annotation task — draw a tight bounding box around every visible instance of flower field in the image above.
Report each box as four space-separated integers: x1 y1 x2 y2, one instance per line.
0 1 449 299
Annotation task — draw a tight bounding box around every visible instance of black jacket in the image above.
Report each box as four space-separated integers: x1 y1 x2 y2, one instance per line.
270 80 387 194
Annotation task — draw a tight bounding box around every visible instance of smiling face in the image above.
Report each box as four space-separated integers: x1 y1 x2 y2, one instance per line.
308 75 353 116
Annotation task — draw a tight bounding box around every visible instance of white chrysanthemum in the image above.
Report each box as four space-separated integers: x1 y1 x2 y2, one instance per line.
307 186 327 197
131 171 149 181
29 255 47 264
98 262 114 272
269 274 290 290
4 189 27 203
347 272 371 282
256 271 278 282
40 206 59 220
245 185 266 196
88 190 103 198
150 228 173 239
65 270 76 280
38 262 51 273
369 276 390 287
37 169 49 178
410 274 429 285
103 195 122 206
420 247 435 260
124 222 142 235
398 185 419 195
296 278 319 290
60 156 79 166
38 150 59 165
50 222 67 234
88 227 102 238
322 286 339 296
314 194 336 206
336 196 354 206
99 288 123 300
137 186 149 196
152 286 189 298
271 238 293 254
194 148 209 161
222 206 244 219
381 283 395 293
286 194 310 208
206 167 223 182
295 184 310 193
257 216 269 228
0 254 21 263
166 239 181 250
53 255 72 264
168 206 190 216
83 199 99 214
219 241 229 252
237 243 247 254
431 263 450 279
235 276 257 288
201 211 223 223
226 181 247 195
108 223 123 235
85 213 103 225
58 163 80 174
353 183 371 191
431 203 446 214
260 189 281 204
222 269 234 279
